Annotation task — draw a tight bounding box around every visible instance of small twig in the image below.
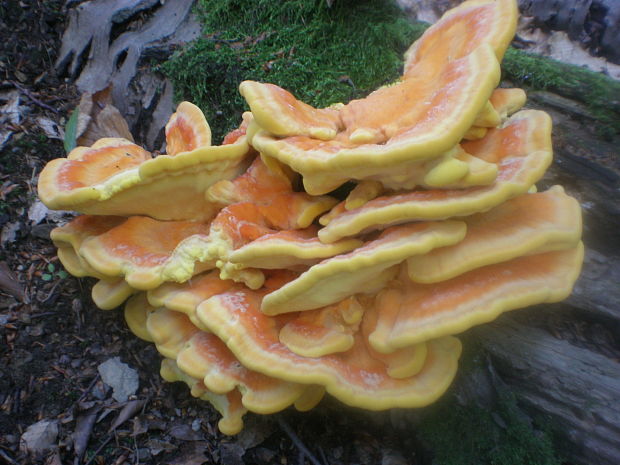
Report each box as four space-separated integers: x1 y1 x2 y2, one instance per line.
11 388 21 416
9 80 59 114
77 374 101 403
318 446 330 465
40 279 63 304
0 448 17 464
133 433 139 465
277 417 322 465
82 433 113 465
30 311 58 319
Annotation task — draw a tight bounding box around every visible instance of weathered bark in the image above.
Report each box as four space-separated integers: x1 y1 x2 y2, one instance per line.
519 0 620 64
464 83 620 465
55 0 200 150
473 316 620 465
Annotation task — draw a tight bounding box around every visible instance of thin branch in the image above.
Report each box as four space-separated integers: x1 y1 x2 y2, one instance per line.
0 448 17 465
77 374 101 403
277 417 323 465
10 80 60 114
82 433 113 465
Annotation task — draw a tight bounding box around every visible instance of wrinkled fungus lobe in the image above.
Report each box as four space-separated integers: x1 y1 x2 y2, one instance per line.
38 0 584 435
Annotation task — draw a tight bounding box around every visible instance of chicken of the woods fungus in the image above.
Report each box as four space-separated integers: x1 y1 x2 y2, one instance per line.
38 0 583 435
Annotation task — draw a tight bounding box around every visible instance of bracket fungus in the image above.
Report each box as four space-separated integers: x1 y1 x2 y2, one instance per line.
38 103 251 221
38 0 584 434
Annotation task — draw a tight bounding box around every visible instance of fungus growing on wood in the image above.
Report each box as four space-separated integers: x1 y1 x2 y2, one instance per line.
127 288 325 426
246 44 501 194
195 282 462 410
59 215 212 290
147 270 237 330
402 0 518 70
165 101 212 156
37 0 585 436
277 296 365 357
160 358 247 436
38 103 251 221
368 244 584 353
406 186 582 283
227 228 362 270
261 221 467 315
175 329 312 415
241 0 520 194
317 110 552 243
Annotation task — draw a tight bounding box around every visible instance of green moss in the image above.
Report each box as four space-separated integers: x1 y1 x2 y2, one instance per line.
161 2 618 141
503 48 620 137
417 391 562 465
160 0 425 142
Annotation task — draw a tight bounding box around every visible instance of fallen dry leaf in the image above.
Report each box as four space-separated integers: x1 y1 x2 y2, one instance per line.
75 86 134 147
0 90 21 149
36 116 65 140
165 441 209 465
167 424 204 442
0 262 25 301
108 399 146 432
28 200 50 225
73 403 102 463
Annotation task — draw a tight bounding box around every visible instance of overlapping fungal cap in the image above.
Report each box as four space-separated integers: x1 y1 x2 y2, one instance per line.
160 358 247 436
464 87 527 140
165 101 212 155
246 43 501 194
50 164 337 291
406 186 582 283
164 158 337 288
38 102 251 221
402 0 518 70
227 228 362 270
54 215 213 290
368 244 584 353
147 270 237 330
57 242 136 309
261 221 467 314
277 295 428 380
38 0 585 437
52 216 138 309
126 286 324 423
318 110 552 243
241 0 521 194
194 278 462 410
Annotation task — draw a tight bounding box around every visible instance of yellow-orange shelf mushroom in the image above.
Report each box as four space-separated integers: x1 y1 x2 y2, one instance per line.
245 44 501 194
406 186 582 283
38 103 251 221
126 290 326 423
241 0 519 194
261 221 467 315
368 244 584 353
318 110 552 243
194 279 462 410
160 358 247 435
36 0 585 437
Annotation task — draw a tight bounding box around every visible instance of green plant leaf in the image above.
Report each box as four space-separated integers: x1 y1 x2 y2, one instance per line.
64 108 79 153
47 263 56 273
57 270 69 279
41 273 53 281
